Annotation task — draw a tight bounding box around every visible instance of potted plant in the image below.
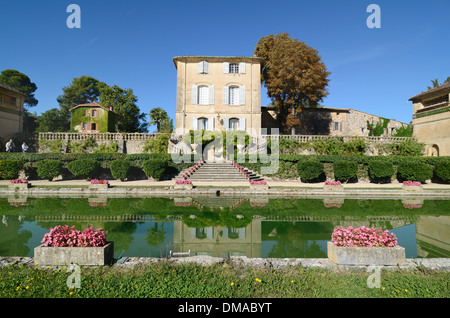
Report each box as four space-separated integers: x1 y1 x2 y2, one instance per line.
323 180 344 191
89 179 110 189
9 179 31 189
174 179 193 190
327 226 405 266
402 180 423 191
250 179 268 190
34 225 114 266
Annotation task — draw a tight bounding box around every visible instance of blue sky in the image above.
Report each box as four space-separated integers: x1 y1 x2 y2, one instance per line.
1 0 449 131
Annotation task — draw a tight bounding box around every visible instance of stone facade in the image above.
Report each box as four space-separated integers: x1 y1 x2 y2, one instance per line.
0 84 26 149
410 82 450 156
173 56 263 137
69 103 119 133
261 106 407 136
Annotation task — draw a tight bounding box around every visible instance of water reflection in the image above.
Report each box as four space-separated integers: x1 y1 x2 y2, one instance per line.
0 195 449 259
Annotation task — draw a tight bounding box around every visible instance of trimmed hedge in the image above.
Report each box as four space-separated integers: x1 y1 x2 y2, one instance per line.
110 160 132 181
142 159 169 181
368 160 395 183
68 159 101 180
333 161 358 182
0 160 25 180
36 160 64 181
397 161 433 183
434 161 450 183
297 160 324 182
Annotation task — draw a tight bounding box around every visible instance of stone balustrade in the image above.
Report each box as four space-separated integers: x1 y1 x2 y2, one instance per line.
38 132 164 141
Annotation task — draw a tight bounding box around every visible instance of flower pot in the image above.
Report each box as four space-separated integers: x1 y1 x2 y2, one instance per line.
9 183 31 189
89 184 110 189
34 242 114 266
323 184 343 191
250 184 269 190
174 184 193 190
327 241 406 266
402 185 423 191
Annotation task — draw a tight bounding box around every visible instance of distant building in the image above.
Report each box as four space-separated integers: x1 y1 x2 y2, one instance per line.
69 103 119 133
173 56 263 136
0 83 26 149
409 82 450 156
261 106 407 136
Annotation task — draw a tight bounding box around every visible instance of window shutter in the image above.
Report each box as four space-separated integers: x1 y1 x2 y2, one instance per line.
223 86 229 105
223 117 229 131
223 62 229 73
208 117 215 131
198 62 203 73
192 117 197 130
192 85 198 104
209 85 215 105
239 86 246 105
204 61 209 73
239 62 246 74
239 117 246 131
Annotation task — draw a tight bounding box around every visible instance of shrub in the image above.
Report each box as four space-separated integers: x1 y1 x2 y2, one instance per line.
0 159 24 180
397 161 433 183
297 160 324 182
68 159 101 180
36 159 64 181
368 160 395 183
142 159 169 181
331 226 397 247
333 160 358 182
434 161 450 183
110 160 133 181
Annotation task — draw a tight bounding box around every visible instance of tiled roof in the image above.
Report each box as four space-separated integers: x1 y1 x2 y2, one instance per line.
0 83 27 96
69 102 118 115
409 82 450 101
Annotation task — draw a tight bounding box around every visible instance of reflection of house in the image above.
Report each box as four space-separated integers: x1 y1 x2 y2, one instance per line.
69 102 119 133
173 56 263 136
409 82 450 156
0 84 26 147
262 106 407 136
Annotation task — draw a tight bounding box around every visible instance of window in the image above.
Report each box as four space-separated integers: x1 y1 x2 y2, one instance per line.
229 63 239 73
84 110 89 117
82 123 88 130
229 86 239 105
229 118 239 131
198 86 209 105
197 117 208 130
91 123 97 131
198 61 209 74
91 109 98 117
333 122 339 131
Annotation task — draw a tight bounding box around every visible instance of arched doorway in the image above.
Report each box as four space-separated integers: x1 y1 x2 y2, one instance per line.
429 144 439 157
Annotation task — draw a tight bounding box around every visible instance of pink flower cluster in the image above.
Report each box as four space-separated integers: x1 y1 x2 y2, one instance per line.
182 159 204 180
403 181 421 186
11 179 28 183
331 226 397 247
232 161 250 179
90 179 109 184
41 225 107 247
403 204 422 209
175 179 192 185
250 180 267 185
325 180 341 186
174 202 192 207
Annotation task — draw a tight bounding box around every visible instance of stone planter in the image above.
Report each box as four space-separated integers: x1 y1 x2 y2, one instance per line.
323 185 344 191
327 241 406 266
174 184 193 190
9 183 31 189
34 242 114 266
402 185 423 191
89 184 110 189
250 184 269 190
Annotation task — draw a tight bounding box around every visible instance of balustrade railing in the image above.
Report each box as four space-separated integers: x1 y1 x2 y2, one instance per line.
260 135 412 144
38 132 165 141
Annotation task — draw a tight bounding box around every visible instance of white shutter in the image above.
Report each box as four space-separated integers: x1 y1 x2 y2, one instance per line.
223 117 229 131
208 117 215 131
223 62 229 73
209 85 215 105
239 85 246 105
239 62 246 74
192 85 198 104
204 61 209 73
239 117 246 131
223 86 229 105
192 117 197 130
198 62 203 73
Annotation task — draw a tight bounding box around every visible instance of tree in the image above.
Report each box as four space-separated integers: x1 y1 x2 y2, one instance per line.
36 108 67 132
254 33 331 134
427 77 450 89
0 69 38 108
149 107 170 132
99 85 148 133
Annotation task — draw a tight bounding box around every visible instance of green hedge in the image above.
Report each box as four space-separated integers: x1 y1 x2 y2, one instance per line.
368 160 395 183
68 159 101 180
110 160 133 181
296 160 324 182
333 161 359 182
397 161 433 183
142 159 169 181
0 160 25 180
434 160 450 183
36 160 64 181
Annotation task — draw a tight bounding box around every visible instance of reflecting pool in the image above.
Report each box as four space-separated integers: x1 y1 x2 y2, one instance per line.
1 195 449 259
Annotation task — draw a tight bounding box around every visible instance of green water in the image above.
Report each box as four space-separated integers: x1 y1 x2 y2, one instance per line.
1 196 449 259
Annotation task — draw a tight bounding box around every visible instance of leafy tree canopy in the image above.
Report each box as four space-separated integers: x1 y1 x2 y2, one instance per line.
427 77 450 89
149 107 171 133
0 69 38 108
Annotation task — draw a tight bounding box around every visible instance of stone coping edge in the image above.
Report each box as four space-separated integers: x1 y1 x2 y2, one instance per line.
2 256 450 272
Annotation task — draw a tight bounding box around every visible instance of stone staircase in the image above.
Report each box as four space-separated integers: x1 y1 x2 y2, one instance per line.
175 161 262 182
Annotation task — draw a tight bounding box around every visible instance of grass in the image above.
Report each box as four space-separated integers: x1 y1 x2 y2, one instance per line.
1 261 449 298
